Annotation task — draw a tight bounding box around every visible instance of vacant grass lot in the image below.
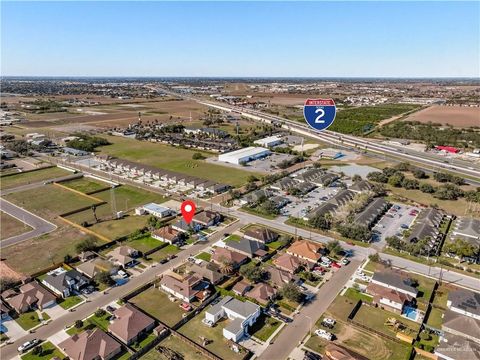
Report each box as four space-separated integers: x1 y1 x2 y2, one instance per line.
2 223 90 275
145 244 180 263
1 211 32 240
21 341 64 360
142 335 206 360
329 104 421 135
5 185 98 219
59 295 83 310
124 234 162 253
99 135 259 187
178 308 245 360
60 177 109 194
130 287 185 327
1 167 70 190
84 213 150 241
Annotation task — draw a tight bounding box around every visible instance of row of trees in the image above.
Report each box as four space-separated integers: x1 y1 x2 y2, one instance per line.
385 236 434 257
68 133 110 152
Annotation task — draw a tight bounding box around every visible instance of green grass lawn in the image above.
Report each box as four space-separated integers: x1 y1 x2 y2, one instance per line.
94 185 166 209
61 177 109 194
58 295 83 310
250 314 282 342
240 205 278 220
1 167 70 190
66 313 112 335
125 234 163 253
131 333 157 351
144 244 180 263
86 214 151 241
177 308 245 360
224 234 242 243
354 304 420 338
344 288 373 303
20 341 64 360
363 260 378 273
196 252 212 262
426 307 444 329
99 135 260 187
5 184 99 219
141 335 206 360
130 287 186 327
432 285 452 308
16 311 42 330
408 274 436 304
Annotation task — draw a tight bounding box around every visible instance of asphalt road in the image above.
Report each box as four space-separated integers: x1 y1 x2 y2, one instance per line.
0 221 243 360
259 260 362 360
0 198 57 248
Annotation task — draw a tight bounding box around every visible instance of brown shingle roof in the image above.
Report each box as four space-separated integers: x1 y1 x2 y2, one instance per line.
6 282 56 312
108 304 155 344
246 283 277 305
59 328 121 360
273 253 304 273
244 228 279 243
160 274 205 299
211 247 248 266
152 226 180 242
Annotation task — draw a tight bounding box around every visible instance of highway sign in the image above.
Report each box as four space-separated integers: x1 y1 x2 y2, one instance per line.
303 98 336 131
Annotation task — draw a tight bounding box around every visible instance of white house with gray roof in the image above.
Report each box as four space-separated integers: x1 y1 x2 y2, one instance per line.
204 296 260 342
447 289 480 320
371 271 418 298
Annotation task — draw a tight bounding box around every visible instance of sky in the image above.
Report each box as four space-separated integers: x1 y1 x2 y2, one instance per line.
1 1 479 77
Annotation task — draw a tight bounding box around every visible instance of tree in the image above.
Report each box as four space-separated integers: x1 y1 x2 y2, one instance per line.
240 266 265 283
444 238 478 259
395 162 411 172
352 174 362 183
219 257 234 275
95 308 106 317
308 214 330 230
326 240 343 255
192 152 205 160
388 173 405 187
367 171 388 183
386 236 405 250
0 277 17 293
401 178 419 190
420 183 435 193
75 320 84 328
32 346 43 356
369 253 381 263
247 175 258 183
281 283 303 303
94 271 114 287
75 237 97 253
412 169 427 179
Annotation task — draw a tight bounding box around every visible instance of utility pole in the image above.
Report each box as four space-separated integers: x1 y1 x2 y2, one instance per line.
110 186 117 217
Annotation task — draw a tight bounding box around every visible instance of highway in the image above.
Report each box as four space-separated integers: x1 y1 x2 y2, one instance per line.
162 88 480 181
0 198 57 248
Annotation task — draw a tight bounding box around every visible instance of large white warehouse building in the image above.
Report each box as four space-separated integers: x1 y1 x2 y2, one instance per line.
254 135 283 147
218 146 271 165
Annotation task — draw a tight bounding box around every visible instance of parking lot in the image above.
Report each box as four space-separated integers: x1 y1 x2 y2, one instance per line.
274 186 341 218
372 203 420 246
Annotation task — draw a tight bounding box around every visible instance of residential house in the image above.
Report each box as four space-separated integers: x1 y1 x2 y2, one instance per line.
370 271 418 299
270 195 290 209
266 266 299 288
442 310 480 344
273 253 304 274
6 282 56 313
271 177 297 191
108 304 156 345
244 189 271 205
435 332 480 360
159 273 210 303
407 208 445 243
76 258 118 279
447 289 480 320
449 218 480 263
295 168 324 183
232 281 252 296
211 248 248 269
244 227 279 244
59 328 122 360
245 283 277 305
0 301 10 319
172 218 199 233
42 268 90 298
187 262 225 285
193 210 223 228
286 240 324 266
152 226 182 245
224 238 268 259
204 296 261 342
106 246 139 268
366 283 415 314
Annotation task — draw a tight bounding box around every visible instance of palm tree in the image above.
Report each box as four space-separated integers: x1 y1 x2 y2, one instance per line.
219 257 234 275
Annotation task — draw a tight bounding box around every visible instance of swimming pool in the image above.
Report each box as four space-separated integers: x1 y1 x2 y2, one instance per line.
403 306 418 320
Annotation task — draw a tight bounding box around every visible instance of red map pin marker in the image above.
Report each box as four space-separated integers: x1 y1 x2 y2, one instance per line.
181 200 196 224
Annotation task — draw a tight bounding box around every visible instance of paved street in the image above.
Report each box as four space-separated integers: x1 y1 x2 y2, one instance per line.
0 198 57 248
0 221 243 360
258 260 362 360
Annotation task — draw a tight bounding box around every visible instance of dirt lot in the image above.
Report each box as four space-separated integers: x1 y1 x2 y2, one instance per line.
1 211 32 240
404 105 480 127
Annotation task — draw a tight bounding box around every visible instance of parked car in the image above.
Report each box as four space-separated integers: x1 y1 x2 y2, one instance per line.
340 258 350 266
304 350 322 360
315 329 333 341
320 261 331 268
180 302 192 311
401 224 409 229
331 262 341 269
118 270 128 279
18 339 40 353
202 318 214 327
106 306 116 312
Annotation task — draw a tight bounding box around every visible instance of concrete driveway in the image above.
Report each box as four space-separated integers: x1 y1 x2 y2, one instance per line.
0 317 27 342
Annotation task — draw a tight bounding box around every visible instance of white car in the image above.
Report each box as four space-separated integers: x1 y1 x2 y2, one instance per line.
18 339 40 353
320 261 331 268
322 317 336 326
315 329 333 341
202 318 214 327
340 258 350 266
118 270 128 279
